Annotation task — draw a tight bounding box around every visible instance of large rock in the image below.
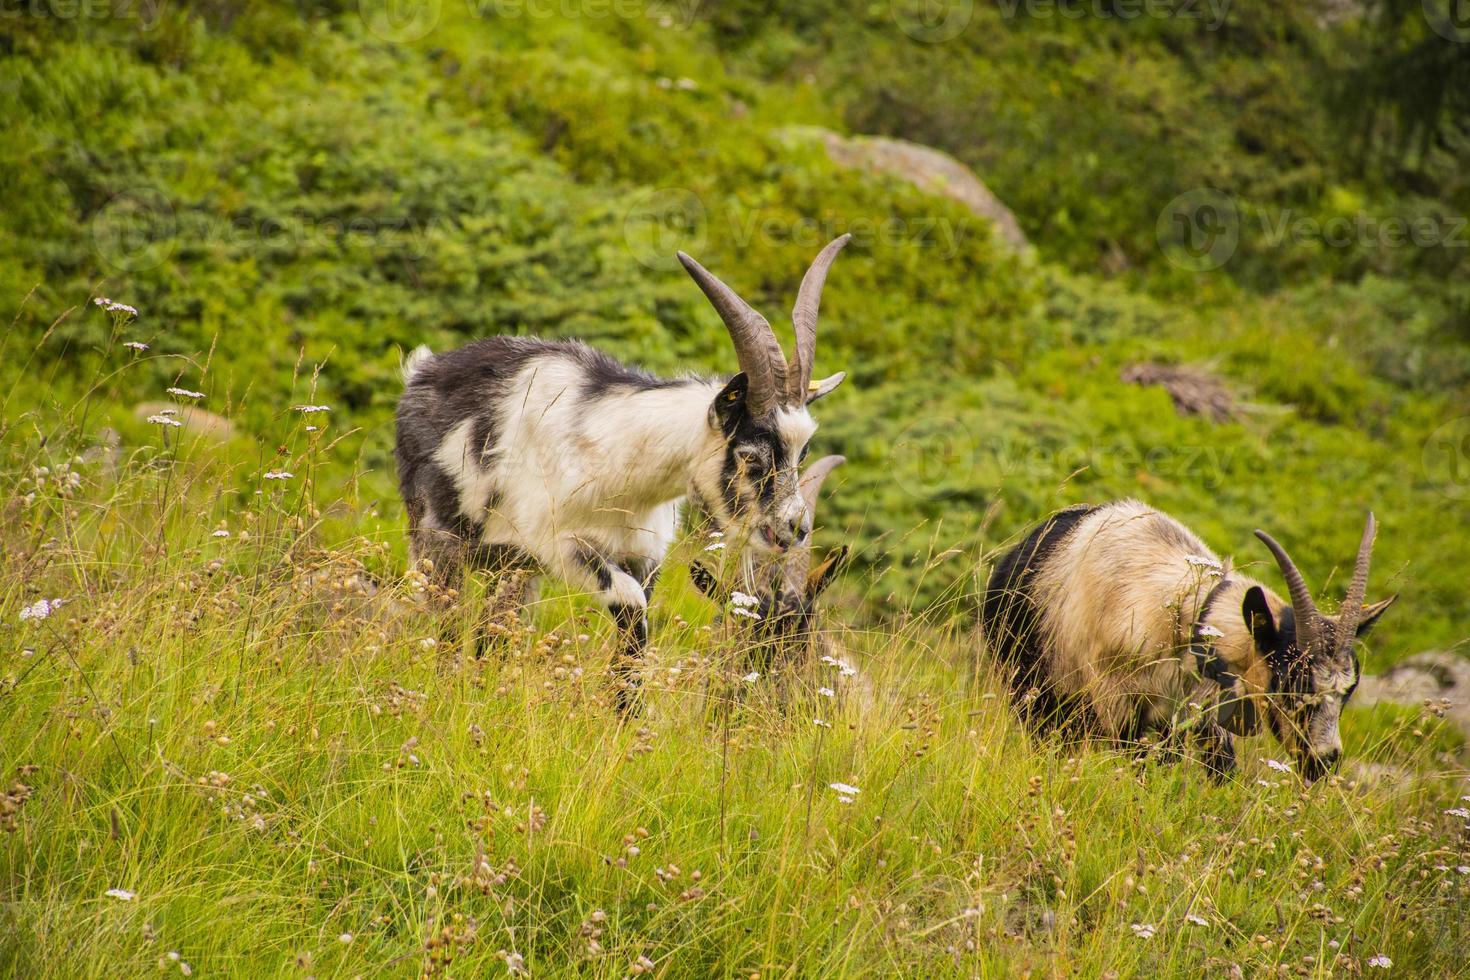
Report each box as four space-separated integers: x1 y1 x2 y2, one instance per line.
1354 651 1470 746
790 127 1030 254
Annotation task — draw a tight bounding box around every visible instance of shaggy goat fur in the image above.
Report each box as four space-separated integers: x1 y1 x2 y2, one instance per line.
982 500 1395 778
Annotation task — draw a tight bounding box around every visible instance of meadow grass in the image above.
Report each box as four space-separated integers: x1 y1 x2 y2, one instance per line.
1 400 1468 980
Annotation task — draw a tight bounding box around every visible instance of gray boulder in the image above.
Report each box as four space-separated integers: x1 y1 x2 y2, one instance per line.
788 126 1030 254
1354 651 1470 749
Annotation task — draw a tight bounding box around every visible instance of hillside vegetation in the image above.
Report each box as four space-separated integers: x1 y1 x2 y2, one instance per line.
2 1 1469 976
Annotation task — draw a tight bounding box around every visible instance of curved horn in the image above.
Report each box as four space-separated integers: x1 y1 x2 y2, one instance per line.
678 251 787 417
799 454 846 515
789 235 851 405
1335 513 1376 656
1254 529 1322 650
784 455 845 589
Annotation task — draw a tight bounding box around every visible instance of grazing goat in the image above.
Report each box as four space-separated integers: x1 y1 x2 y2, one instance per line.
688 454 849 666
980 500 1396 779
394 236 851 712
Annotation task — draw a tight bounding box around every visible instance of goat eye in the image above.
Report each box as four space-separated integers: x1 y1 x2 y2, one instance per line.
798 444 810 463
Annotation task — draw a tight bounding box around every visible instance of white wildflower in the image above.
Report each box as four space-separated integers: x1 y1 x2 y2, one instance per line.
817 687 835 698
820 654 857 676
729 607 761 621
1444 807 1470 820
147 415 182 428
166 387 205 399
1367 954 1392 969
829 782 860 796
813 718 831 729
94 296 109 306
1266 759 1292 773
105 301 138 316
104 888 136 901
338 933 354 944
703 541 726 552
1185 554 1222 571
742 672 759 683
263 471 294 481
294 404 331 414
1185 913 1208 926
211 529 230 538
1196 624 1225 639
729 591 760 608
1130 923 1156 939
19 598 62 622
1456 866 1469 875
305 425 319 432
123 341 149 352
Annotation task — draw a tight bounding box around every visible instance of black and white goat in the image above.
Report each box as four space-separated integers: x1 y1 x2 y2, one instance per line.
980 500 1395 779
394 236 851 712
688 454 849 666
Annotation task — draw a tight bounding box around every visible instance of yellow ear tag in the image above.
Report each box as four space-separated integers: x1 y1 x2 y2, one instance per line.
808 380 823 392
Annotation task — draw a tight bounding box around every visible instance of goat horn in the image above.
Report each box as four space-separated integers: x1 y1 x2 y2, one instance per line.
1254 529 1321 650
1335 513 1376 657
789 235 851 406
785 455 846 588
678 251 787 417
799 454 846 515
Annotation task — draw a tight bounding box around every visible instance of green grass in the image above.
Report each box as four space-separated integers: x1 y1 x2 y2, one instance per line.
1 416 1467 978
3 3 1470 974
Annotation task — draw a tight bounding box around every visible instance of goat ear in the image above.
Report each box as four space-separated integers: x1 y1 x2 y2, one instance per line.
710 373 749 431
689 561 725 602
805 545 848 598
1242 586 1279 656
805 372 846 404
1355 595 1397 638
